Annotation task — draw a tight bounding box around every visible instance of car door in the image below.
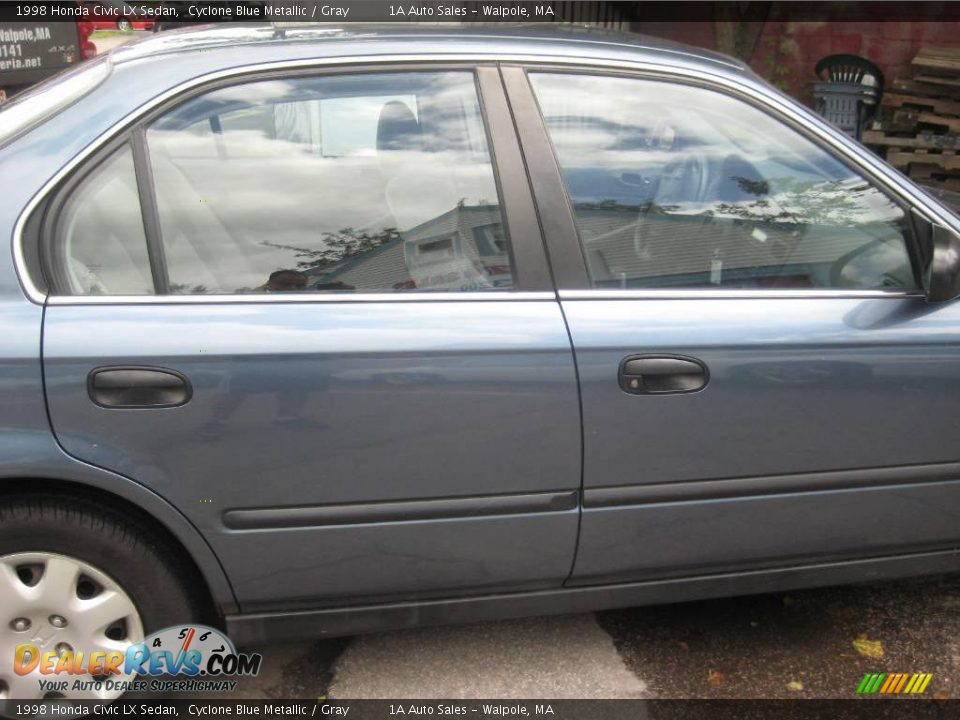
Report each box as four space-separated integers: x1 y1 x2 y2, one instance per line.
505 66 960 586
39 65 581 611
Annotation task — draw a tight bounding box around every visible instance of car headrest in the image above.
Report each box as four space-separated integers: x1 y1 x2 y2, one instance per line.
714 154 769 202
377 101 420 152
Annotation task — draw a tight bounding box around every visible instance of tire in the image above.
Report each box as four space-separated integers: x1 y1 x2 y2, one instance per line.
116 19 132 31
0 496 203 700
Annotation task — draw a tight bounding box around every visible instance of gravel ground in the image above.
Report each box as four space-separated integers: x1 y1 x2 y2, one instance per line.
599 574 960 699
223 638 349 700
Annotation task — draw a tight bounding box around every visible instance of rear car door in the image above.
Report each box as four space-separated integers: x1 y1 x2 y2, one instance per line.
505 66 960 586
38 65 581 611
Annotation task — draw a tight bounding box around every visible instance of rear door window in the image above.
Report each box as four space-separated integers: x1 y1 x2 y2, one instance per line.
145 71 514 294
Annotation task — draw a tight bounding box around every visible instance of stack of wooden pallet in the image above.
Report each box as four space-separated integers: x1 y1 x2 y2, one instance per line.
864 47 960 191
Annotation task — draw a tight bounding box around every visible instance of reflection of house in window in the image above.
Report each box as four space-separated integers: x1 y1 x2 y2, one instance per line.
414 235 458 263
311 204 512 291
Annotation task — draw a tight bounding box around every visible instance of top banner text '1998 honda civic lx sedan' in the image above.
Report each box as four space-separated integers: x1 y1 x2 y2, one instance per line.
2 22 960 701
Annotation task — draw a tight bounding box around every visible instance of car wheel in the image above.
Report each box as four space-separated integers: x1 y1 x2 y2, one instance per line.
0 496 203 700
116 19 132 31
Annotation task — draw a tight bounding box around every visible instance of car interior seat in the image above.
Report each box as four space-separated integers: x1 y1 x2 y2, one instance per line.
377 100 463 234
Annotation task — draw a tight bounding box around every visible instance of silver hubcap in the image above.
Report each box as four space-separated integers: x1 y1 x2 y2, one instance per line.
0 552 144 700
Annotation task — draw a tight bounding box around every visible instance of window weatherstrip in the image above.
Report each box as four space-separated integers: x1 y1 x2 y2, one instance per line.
130 128 169 295
559 289 922 300
44 291 556 305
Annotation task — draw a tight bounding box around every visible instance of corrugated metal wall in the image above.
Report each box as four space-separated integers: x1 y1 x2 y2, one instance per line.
550 1 637 31
456 2 640 31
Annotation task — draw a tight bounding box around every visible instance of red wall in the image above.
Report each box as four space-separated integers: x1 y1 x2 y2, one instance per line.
631 21 960 105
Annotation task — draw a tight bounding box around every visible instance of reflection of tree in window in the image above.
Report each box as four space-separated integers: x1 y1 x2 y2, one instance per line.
263 227 400 271
707 177 897 228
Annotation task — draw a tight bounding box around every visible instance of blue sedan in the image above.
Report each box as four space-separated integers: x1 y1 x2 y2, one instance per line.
2 23 960 700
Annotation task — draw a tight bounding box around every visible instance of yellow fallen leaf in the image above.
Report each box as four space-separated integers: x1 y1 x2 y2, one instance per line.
707 668 726 686
787 680 804 692
852 635 884 659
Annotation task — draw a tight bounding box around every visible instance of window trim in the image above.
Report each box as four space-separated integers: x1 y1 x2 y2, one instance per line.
503 63 932 298
477 66 553 291
39 136 158 297
130 127 170 294
29 60 548 301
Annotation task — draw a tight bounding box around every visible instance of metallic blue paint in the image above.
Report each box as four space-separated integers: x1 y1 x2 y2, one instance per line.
565 296 960 582
42 302 581 609
0 303 237 612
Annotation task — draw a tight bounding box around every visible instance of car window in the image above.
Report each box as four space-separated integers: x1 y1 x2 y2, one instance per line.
54 144 154 295
529 73 916 291
145 71 512 294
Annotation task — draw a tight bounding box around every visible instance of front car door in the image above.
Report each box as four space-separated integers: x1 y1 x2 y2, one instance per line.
505 65 960 586
38 64 581 611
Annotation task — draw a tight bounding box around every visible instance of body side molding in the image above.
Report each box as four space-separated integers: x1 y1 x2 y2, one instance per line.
584 462 960 507
223 491 580 530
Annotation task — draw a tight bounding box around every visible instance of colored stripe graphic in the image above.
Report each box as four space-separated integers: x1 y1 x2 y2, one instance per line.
893 674 909 693
856 673 886 694
857 672 933 694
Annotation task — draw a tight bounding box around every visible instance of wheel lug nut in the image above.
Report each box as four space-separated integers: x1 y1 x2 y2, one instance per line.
10 617 30 632
49 615 67 628
55 643 72 656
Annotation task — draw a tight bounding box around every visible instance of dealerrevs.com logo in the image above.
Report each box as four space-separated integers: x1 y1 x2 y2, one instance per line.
14 625 262 695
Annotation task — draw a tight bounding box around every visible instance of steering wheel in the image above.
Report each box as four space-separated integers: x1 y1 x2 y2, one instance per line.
655 152 710 209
